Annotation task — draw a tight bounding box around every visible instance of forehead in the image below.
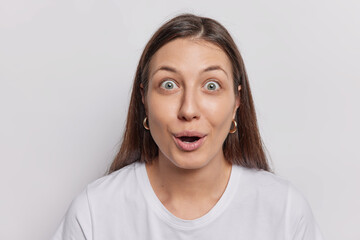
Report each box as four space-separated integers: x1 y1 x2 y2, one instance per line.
149 38 232 75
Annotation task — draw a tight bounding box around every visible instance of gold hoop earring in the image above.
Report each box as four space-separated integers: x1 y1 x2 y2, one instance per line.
229 119 237 133
143 117 150 130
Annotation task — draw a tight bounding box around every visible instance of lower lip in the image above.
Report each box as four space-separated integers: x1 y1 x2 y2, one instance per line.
173 136 206 152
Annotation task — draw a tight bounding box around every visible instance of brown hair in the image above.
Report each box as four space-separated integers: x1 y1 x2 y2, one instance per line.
108 13 270 173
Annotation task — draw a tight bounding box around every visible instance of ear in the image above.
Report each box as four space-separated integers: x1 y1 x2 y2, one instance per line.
233 85 241 118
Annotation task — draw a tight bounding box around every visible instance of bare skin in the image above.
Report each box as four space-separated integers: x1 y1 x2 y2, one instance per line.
146 150 232 219
142 38 241 220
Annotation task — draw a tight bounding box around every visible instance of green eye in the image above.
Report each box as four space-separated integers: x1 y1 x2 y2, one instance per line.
161 80 178 90
205 81 220 91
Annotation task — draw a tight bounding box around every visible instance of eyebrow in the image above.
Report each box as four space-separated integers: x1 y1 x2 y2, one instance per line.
151 65 228 78
203 65 228 77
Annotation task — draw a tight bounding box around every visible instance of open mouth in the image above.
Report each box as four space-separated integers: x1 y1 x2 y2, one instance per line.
173 131 206 151
178 136 201 143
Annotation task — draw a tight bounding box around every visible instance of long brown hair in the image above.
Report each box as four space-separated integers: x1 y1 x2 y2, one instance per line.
108 13 270 173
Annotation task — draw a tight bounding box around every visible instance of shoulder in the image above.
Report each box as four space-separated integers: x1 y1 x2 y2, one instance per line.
51 188 92 240
83 162 142 204
238 167 314 216
87 162 138 191
62 162 141 217
233 165 312 214
235 166 324 239
62 162 139 217
51 162 142 240
235 165 291 194
285 183 324 239
232 166 324 239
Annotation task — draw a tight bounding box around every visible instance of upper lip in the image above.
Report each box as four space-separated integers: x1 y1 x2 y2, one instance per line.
173 131 206 138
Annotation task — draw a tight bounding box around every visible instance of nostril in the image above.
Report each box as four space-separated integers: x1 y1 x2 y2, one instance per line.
178 114 200 121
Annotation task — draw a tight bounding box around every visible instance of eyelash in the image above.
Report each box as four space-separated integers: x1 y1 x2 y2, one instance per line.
159 79 222 91
160 79 179 90
203 80 221 91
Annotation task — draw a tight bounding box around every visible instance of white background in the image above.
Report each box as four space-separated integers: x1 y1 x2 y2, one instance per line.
1 0 359 239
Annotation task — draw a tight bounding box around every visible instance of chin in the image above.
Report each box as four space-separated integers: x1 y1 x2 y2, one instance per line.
168 153 211 170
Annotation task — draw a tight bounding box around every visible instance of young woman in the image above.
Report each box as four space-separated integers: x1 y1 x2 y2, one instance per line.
52 14 324 239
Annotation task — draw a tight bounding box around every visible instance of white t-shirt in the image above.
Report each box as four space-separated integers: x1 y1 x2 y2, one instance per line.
51 162 324 240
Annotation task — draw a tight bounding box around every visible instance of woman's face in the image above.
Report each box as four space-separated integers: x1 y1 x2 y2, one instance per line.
143 38 240 170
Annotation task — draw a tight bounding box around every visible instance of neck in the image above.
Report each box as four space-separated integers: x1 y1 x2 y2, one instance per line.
146 152 232 205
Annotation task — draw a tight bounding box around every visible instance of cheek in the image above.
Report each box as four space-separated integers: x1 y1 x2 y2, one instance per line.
147 95 178 122
146 94 180 155
199 95 235 127
146 94 179 143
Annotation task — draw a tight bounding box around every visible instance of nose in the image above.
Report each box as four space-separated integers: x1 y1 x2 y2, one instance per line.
178 88 200 121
